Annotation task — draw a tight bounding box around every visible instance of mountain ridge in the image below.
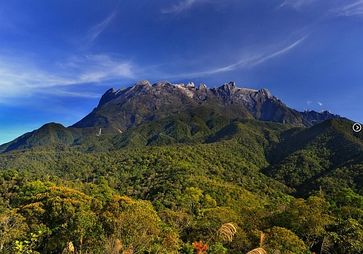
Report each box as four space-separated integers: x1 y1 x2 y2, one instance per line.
73 80 340 131
0 80 341 153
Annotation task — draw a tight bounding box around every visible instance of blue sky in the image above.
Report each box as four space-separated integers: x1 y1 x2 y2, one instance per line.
0 0 363 144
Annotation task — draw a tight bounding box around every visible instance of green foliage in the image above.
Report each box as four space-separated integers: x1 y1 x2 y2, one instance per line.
14 231 43 254
180 242 194 254
266 119 363 196
328 218 363 253
274 195 333 246
0 118 361 253
0 209 27 252
264 227 308 254
208 242 227 254
103 195 163 253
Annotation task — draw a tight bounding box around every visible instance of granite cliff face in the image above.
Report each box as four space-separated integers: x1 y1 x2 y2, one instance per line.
72 80 339 133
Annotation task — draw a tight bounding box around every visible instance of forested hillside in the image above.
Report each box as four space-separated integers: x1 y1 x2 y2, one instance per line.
0 117 362 253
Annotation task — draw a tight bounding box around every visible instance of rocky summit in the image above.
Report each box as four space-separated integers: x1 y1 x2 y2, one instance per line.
73 80 339 133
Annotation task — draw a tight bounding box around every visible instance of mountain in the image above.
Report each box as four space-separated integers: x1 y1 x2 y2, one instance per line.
73 80 338 132
0 81 340 153
0 80 358 196
0 123 80 153
0 81 362 253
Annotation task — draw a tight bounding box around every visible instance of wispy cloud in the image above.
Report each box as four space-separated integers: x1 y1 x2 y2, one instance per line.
248 36 306 65
85 11 117 45
39 89 101 99
280 0 363 17
162 0 207 14
0 53 135 102
0 33 306 102
279 0 317 10
172 36 306 77
331 0 363 17
61 54 135 83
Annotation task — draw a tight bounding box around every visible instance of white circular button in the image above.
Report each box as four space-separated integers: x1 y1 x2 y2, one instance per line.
352 123 362 133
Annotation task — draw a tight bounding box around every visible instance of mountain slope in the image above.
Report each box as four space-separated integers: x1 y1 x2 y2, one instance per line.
0 81 340 153
265 118 363 196
0 123 81 153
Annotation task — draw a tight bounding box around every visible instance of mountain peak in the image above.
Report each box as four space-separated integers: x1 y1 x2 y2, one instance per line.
224 81 236 89
98 88 116 107
198 83 208 90
135 80 151 87
73 80 341 132
258 88 272 98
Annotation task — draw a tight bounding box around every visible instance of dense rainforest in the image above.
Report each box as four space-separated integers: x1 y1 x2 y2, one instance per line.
0 117 362 254
0 82 362 253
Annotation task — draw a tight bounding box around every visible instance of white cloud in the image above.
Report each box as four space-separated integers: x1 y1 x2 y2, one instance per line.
162 0 207 14
332 0 363 17
280 0 363 17
279 0 317 10
39 89 101 99
0 33 306 102
317 101 323 106
171 36 306 77
85 11 117 45
0 53 135 101
249 36 306 66
64 54 135 83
